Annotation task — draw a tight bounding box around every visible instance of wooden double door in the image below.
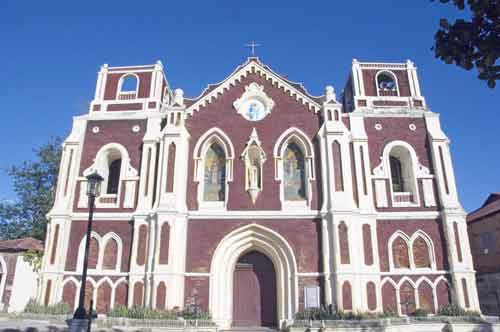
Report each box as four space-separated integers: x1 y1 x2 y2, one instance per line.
232 251 277 327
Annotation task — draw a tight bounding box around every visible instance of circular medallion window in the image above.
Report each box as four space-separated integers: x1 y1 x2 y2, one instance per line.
132 125 141 133
92 126 100 134
374 123 382 131
409 123 416 131
233 82 275 122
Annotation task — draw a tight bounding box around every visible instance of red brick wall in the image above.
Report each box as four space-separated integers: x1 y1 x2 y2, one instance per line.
382 281 397 312
156 282 167 309
97 282 112 313
367 282 377 310
361 69 411 97
102 238 118 269
185 72 322 211
436 278 451 308
62 281 76 308
74 119 146 213
115 281 128 307
136 225 148 266
468 212 500 274
342 281 352 310
363 224 374 265
298 277 323 311
399 280 416 314
185 219 322 273
364 117 439 213
166 143 176 193
159 223 170 265
133 282 144 306
184 276 209 310
339 222 350 264
377 219 448 272
103 72 152 100
0 253 18 306
65 220 133 272
418 282 435 313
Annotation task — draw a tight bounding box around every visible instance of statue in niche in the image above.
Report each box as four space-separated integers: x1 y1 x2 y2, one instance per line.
241 129 266 204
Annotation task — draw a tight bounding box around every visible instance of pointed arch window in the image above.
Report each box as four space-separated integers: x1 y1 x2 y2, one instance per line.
203 143 226 202
283 142 306 201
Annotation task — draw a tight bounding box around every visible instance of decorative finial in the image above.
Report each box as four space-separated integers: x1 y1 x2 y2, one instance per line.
325 85 336 102
173 89 184 106
245 41 261 57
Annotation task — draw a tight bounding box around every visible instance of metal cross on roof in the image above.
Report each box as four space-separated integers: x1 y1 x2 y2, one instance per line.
245 41 261 56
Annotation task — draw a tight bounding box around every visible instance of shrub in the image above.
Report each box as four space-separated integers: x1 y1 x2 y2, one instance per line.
24 299 71 315
107 305 211 320
438 304 467 316
378 310 398 318
412 308 429 317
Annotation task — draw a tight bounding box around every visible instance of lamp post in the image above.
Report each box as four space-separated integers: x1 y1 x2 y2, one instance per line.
69 171 103 332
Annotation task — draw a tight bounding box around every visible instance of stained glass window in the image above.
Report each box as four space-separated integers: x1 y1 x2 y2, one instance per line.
283 142 306 201
203 143 226 201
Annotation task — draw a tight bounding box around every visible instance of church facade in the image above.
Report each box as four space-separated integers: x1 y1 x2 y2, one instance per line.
39 57 479 328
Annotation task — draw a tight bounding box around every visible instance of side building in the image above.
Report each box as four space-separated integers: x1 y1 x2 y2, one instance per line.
39 57 479 327
467 193 500 315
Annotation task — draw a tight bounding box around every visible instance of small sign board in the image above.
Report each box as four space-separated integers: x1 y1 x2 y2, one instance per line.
304 286 320 309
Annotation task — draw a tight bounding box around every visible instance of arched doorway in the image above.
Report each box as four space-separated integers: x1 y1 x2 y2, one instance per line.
233 251 277 327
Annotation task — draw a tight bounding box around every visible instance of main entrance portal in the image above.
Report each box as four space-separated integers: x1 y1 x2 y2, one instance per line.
232 251 277 327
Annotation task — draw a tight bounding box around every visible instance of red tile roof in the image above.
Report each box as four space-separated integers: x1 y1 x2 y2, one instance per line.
467 193 500 223
0 237 43 252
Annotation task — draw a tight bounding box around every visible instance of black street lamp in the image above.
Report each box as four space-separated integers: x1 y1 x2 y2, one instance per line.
73 171 103 320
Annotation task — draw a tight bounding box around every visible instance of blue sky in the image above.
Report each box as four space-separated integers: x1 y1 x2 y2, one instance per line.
0 1 498 212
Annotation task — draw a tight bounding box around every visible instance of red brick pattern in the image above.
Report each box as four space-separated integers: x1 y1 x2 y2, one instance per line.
184 276 209 310
339 222 350 265
412 237 431 268
185 72 322 211
436 279 451 308
399 281 416 315
62 281 76 309
361 69 411 97
65 220 133 273
367 282 377 310
166 143 176 193
136 225 148 266
102 238 118 269
88 238 99 269
97 282 112 314
418 282 435 313
363 224 374 266
377 220 447 272
185 219 321 273
133 282 144 306
332 141 344 191
103 72 152 100
156 282 167 309
382 282 397 312
342 281 352 310
159 223 170 265
392 237 410 269
115 282 128 307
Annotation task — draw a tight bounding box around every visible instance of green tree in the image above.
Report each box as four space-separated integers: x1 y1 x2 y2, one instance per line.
0 138 62 240
432 0 499 88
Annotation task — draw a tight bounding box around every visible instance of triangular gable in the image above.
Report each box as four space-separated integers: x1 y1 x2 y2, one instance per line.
185 57 323 115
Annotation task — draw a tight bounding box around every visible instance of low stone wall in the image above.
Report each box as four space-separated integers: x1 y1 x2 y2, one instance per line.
290 317 500 332
0 314 217 332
